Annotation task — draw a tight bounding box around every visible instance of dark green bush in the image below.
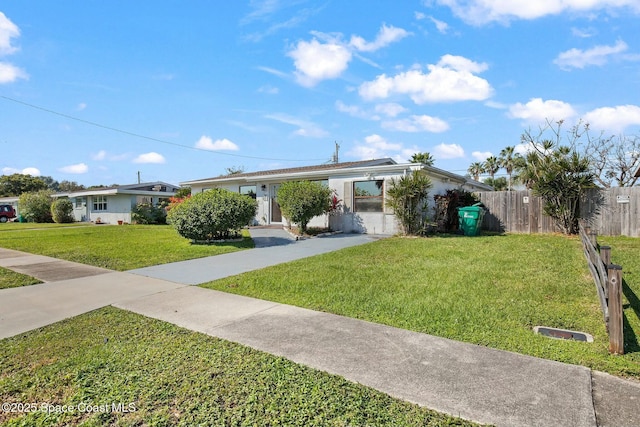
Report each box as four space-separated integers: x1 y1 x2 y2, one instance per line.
167 189 257 242
18 190 54 223
50 198 74 223
132 203 167 224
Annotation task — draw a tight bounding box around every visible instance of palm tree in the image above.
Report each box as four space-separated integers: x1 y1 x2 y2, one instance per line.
483 156 500 179
409 152 435 167
498 146 522 191
467 162 484 181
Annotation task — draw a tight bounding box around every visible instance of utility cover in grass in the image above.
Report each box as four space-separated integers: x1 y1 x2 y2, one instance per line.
534 326 594 342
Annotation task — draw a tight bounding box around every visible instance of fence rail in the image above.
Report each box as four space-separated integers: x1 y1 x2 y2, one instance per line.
578 222 624 354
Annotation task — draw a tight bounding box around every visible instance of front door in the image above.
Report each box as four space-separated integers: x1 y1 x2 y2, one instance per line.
270 184 282 223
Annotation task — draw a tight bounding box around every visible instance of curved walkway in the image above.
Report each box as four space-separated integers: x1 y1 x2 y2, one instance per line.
1 229 639 426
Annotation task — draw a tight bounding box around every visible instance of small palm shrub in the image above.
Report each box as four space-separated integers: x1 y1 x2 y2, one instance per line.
167 189 257 242
386 171 432 235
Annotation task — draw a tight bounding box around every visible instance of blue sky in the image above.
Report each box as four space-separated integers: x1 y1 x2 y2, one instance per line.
1 1 639 186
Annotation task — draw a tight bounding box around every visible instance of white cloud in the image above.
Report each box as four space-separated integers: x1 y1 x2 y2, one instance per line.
374 103 407 117
359 55 492 104
472 151 492 161
0 61 27 84
0 13 27 84
430 16 450 34
258 85 279 94
265 113 328 138
436 0 640 25
59 163 88 174
508 98 577 125
433 143 464 159
288 24 409 87
77 103 87 111
288 38 352 87
514 143 531 155
571 27 596 38
133 152 166 164
0 12 20 55
554 40 628 70
583 105 640 133
335 101 374 120
382 114 450 133
195 136 240 151
257 66 289 79
349 24 410 52
347 134 420 162
3 166 42 176
92 150 107 161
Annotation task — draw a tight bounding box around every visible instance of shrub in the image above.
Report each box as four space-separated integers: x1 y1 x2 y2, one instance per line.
276 181 333 234
386 171 432 235
50 198 75 223
132 203 167 224
18 190 54 223
433 189 479 233
167 189 257 242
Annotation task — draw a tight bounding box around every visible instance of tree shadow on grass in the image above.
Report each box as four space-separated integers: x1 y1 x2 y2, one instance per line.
622 279 640 354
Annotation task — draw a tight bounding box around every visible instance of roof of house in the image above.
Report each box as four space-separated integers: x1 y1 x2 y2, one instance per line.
61 182 180 198
181 158 397 185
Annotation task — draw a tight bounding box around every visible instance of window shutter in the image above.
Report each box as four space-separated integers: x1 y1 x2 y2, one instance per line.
343 181 352 212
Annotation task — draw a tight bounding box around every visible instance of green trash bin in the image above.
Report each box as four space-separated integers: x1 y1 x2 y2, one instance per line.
458 203 485 236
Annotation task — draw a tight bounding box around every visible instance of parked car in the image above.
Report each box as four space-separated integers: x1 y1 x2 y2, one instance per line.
0 205 16 222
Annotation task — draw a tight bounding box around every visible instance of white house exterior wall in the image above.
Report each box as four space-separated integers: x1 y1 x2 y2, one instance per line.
186 164 491 235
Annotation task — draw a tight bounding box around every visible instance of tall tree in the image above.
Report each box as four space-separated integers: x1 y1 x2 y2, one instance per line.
409 152 435 167
58 180 86 192
0 174 48 196
498 146 522 191
482 156 500 179
467 162 484 181
583 132 640 187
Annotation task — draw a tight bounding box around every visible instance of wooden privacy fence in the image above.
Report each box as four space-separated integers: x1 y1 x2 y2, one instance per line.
579 222 624 354
476 187 640 236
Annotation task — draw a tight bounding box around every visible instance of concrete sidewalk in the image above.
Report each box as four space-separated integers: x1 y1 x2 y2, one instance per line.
1 231 640 426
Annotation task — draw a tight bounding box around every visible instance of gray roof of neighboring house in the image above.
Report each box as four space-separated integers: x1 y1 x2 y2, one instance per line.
181 158 397 185
61 182 180 198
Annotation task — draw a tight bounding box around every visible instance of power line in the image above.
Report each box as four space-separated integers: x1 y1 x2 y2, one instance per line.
0 95 328 163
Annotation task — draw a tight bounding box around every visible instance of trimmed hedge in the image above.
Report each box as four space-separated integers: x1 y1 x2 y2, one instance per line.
167 189 257 242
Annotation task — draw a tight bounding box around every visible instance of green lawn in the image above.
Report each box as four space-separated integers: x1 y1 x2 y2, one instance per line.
201 234 640 379
0 224 253 271
0 267 41 289
0 307 479 427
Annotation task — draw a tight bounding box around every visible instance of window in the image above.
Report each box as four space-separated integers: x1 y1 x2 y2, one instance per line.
313 179 329 187
239 185 257 199
353 180 383 212
93 195 107 211
136 196 152 205
75 197 84 208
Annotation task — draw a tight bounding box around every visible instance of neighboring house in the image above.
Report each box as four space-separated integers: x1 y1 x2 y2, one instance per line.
182 159 492 235
59 182 180 224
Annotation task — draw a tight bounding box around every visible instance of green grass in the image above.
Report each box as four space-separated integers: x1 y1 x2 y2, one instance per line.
0 224 253 270
0 267 42 289
0 307 479 427
0 222 88 230
201 233 640 379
